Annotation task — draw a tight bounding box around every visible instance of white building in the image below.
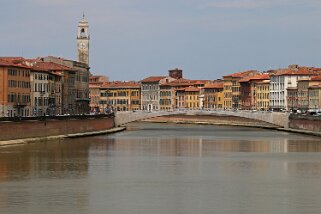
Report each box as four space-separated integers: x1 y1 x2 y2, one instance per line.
269 65 321 111
141 76 176 111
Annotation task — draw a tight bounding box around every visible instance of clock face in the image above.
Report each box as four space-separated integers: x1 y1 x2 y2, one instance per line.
79 42 87 50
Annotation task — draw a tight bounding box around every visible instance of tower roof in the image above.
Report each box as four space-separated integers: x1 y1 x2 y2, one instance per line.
78 12 88 25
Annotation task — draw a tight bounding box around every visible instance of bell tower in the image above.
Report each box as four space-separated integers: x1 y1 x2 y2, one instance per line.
77 13 90 65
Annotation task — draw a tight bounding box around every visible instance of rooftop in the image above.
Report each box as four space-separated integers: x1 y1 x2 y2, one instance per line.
32 62 72 71
239 73 270 83
184 86 201 92
141 76 166 83
223 70 259 78
204 82 224 89
271 66 321 76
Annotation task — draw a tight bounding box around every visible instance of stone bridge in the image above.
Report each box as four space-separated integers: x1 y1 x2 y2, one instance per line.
115 110 290 128
187 110 290 128
115 111 183 126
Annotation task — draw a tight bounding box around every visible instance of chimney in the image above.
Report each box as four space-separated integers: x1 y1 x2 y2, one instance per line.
168 68 183 79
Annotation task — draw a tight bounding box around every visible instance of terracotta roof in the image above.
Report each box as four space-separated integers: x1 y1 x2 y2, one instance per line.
204 82 224 89
167 78 208 87
271 67 321 76
141 76 166 83
168 78 193 87
101 81 140 89
223 70 259 78
32 62 72 71
310 75 321 81
0 57 31 69
239 73 270 83
184 86 200 92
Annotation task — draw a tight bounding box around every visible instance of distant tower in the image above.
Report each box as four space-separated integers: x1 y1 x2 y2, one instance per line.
77 13 90 65
168 68 183 79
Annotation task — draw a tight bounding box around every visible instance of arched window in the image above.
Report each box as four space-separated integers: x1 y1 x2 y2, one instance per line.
80 28 86 37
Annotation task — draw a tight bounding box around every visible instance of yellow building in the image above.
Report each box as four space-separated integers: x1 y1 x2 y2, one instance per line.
184 86 200 109
160 84 173 111
101 81 141 112
203 82 224 110
256 80 270 111
168 79 207 110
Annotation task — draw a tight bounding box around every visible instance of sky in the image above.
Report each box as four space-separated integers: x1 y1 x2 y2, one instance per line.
1 0 321 81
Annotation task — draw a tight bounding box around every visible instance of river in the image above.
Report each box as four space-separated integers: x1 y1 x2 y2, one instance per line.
0 122 321 214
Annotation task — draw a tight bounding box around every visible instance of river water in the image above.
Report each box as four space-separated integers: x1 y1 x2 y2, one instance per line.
1 122 321 214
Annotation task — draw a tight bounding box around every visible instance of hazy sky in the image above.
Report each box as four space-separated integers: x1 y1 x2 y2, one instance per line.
1 0 321 81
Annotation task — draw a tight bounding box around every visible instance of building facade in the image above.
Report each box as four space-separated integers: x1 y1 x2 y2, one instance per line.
223 70 260 110
269 65 321 111
308 85 321 111
255 80 270 111
141 76 176 111
203 82 224 110
98 81 141 113
0 58 31 117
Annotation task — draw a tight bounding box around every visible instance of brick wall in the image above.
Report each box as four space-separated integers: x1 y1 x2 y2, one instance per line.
0 116 114 141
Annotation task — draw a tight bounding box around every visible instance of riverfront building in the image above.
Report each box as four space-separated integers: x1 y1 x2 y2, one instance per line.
239 73 270 110
255 80 270 111
203 81 224 110
89 84 101 113
308 85 321 110
184 86 201 109
30 62 64 116
269 65 321 111
141 76 176 111
102 81 141 112
223 70 260 110
0 58 31 117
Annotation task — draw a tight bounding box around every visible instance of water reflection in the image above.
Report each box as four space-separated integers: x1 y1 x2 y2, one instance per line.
0 139 95 181
0 122 321 214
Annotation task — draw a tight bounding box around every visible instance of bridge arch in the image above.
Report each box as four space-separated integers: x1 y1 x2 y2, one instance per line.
115 110 290 128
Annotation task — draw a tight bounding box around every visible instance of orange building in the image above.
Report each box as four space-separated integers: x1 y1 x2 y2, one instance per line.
0 58 31 117
168 78 208 110
239 73 270 110
223 70 260 110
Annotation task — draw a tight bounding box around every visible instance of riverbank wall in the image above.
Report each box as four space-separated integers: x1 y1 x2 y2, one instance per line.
289 114 321 133
0 114 115 142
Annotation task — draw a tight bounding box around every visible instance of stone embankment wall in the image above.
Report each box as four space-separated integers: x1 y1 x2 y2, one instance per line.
289 115 321 133
0 115 115 141
115 111 181 126
192 111 290 128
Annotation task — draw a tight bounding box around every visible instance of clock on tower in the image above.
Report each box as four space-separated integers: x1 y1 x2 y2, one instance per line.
77 13 90 65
